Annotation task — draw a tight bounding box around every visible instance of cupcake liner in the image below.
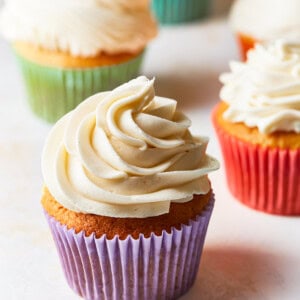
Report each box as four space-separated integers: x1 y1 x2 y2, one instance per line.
213 109 300 215
44 195 214 300
151 0 210 25
15 52 144 123
236 33 257 61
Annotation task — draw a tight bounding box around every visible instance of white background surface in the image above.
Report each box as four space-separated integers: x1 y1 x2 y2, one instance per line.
0 18 300 300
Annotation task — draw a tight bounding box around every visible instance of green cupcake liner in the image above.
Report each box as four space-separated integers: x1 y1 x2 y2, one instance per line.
151 0 210 24
15 52 144 123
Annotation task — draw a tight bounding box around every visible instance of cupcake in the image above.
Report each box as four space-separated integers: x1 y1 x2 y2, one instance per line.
41 76 219 299
213 40 300 215
230 0 300 60
151 0 210 25
0 1 157 123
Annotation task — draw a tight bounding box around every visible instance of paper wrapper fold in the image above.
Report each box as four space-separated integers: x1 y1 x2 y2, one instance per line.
151 0 209 25
15 52 144 123
213 109 300 215
45 196 214 300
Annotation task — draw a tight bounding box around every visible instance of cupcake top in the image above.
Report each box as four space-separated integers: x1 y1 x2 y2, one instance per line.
0 0 157 57
230 0 300 41
220 40 300 134
42 76 219 218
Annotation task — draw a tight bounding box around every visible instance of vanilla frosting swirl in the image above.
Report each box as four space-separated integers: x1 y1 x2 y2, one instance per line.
230 0 300 41
42 77 219 218
0 0 157 57
220 40 300 134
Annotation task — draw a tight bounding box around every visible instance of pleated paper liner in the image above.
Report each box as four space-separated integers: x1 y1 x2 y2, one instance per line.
212 107 300 215
45 195 214 300
151 0 210 25
15 52 144 123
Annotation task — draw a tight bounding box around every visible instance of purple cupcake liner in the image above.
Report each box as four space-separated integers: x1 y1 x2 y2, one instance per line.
45 195 214 300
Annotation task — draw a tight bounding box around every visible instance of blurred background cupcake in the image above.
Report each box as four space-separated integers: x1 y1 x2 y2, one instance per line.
0 0 157 122
151 0 211 25
213 40 300 215
151 0 233 25
41 77 219 299
230 0 300 60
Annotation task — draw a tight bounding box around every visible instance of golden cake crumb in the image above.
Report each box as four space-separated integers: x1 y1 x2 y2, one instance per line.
14 42 142 68
41 187 212 240
214 102 300 150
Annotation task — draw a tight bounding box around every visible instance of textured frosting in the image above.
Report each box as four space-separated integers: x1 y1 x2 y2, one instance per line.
220 40 300 134
42 77 219 218
230 0 300 40
0 0 157 57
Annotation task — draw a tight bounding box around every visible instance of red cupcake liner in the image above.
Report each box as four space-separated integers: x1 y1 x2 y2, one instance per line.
212 107 300 215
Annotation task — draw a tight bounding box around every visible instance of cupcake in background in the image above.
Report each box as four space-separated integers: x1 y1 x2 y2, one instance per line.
151 0 210 25
230 0 300 60
41 76 219 299
213 40 300 215
0 0 157 122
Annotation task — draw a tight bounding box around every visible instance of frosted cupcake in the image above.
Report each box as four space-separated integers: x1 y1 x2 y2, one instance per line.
0 0 157 122
151 0 210 25
213 40 300 215
41 76 219 299
230 0 300 60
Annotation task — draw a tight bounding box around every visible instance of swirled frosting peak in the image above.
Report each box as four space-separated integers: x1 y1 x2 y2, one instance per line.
0 0 157 57
42 76 219 218
220 40 300 134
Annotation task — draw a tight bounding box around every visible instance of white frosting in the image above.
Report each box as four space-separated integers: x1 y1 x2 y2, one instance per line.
230 0 300 40
0 0 157 57
42 77 219 218
220 40 300 134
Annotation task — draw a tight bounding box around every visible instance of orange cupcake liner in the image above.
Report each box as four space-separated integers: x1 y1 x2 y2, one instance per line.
236 33 257 61
212 107 300 215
